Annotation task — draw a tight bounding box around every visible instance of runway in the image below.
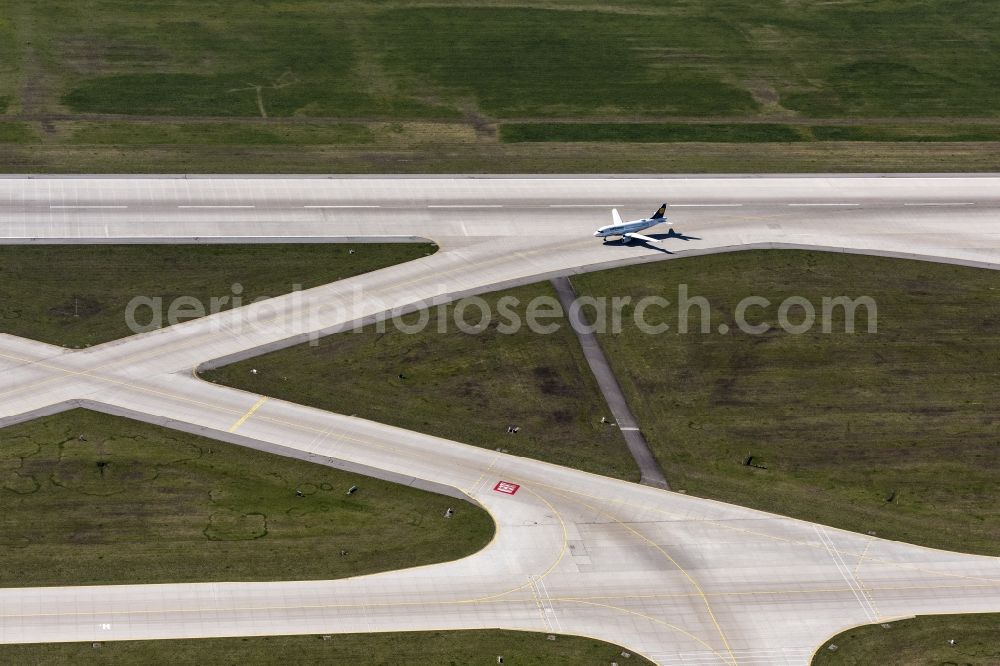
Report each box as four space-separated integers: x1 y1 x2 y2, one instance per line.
1 176 999 665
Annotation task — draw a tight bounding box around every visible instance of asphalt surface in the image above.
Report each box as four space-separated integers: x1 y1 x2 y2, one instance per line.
1 176 999 665
551 275 669 489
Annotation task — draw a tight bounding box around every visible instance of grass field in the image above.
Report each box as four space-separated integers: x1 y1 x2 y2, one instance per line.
574 250 1000 555
2 1 1000 172
0 243 432 347
203 283 639 482
11 2 998 119
0 629 653 666
812 614 1000 665
0 409 493 587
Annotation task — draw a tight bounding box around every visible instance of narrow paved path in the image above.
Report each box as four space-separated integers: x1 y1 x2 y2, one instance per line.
552 276 670 489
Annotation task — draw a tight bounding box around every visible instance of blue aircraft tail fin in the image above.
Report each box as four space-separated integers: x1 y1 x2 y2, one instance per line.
651 203 667 219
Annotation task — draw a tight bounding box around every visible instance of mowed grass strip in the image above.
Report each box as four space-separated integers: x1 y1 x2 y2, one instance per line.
810 124 1000 142
66 121 377 146
0 123 37 142
203 283 640 482
4 141 1000 175
500 123 807 143
0 243 433 348
501 122 1000 143
573 251 1000 555
0 630 654 666
811 614 1000 665
0 409 493 587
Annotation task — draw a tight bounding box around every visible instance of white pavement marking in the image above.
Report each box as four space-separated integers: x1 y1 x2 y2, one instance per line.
904 202 975 206
1 176 999 663
427 204 504 208
814 525 879 623
787 203 860 206
668 203 743 207
49 205 128 209
303 205 381 208
177 204 256 209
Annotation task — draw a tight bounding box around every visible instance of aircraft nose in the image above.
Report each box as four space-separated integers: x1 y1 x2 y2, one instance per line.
593 231 601 237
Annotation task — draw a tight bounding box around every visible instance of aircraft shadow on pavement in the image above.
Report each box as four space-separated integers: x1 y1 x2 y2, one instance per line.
609 228 701 254
655 228 701 242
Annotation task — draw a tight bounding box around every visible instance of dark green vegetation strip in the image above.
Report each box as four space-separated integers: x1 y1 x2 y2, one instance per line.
0 122 36 142
501 122 1000 143
812 614 1000 665
810 124 1000 142
204 283 640 482
0 630 653 666
0 409 493 587
372 7 755 118
3 1 1000 171
0 243 433 347
573 251 1000 555
500 123 807 143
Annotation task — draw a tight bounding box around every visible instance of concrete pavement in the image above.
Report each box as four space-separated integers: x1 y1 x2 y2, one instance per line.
1 176 999 665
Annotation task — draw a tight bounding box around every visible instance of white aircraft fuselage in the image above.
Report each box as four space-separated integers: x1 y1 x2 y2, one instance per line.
594 204 669 244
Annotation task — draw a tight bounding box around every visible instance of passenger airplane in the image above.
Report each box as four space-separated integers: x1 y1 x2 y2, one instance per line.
593 204 670 244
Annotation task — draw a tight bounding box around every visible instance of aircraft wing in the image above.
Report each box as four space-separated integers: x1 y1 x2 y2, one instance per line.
624 232 662 244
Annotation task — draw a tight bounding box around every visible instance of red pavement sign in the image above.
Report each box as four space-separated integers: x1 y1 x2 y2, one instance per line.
493 481 520 495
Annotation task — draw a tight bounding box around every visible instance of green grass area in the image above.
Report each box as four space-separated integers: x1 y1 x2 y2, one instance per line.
35 2 997 120
502 122 1000 143
0 243 433 347
372 7 756 118
501 123 807 143
0 122 36 142
4 140 1000 174
812 614 1000 665
66 122 376 145
0 409 493 587
0 11 14 111
3 1 1000 171
810 124 1000 142
573 251 1000 555
203 283 639 482
0 629 653 666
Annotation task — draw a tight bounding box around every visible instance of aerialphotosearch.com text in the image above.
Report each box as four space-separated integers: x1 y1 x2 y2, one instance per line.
124 283 877 339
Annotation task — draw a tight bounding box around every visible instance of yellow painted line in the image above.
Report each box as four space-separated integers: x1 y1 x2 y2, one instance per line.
228 396 268 433
561 598 732 664
465 450 502 495
531 480 1000 586
543 485 739 666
